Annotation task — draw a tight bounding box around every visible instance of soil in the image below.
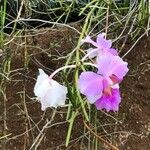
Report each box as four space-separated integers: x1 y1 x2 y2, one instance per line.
0 26 150 150
119 37 150 150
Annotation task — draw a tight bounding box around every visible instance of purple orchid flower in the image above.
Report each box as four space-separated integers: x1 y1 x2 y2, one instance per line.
78 54 128 112
81 33 118 58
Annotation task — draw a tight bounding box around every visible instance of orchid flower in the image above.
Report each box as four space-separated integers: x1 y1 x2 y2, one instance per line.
34 69 67 111
81 33 118 59
78 55 128 112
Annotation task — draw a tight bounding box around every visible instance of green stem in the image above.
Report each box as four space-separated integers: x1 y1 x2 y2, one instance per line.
66 111 78 147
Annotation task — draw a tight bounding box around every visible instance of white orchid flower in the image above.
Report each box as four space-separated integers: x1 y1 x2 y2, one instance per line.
34 69 68 111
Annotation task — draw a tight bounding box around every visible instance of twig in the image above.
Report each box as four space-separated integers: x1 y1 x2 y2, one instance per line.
105 5 109 37
0 133 12 140
3 18 81 34
83 121 119 150
29 109 57 150
122 32 146 58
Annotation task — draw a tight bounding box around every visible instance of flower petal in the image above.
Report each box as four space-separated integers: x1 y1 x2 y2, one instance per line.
81 36 98 47
34 69 67 111
96 33 112 50
34 69 50 98
95 88 121 112
108 48 118 56
78 71 103 103
41 79 67 110
86 48 99 59
97 54 129 80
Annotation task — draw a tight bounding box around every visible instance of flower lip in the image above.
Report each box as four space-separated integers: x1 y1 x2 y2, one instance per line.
95 88 121 112
103 86 112 96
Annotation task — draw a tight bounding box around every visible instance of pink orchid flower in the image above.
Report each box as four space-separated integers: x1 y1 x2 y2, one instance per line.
78 54 128 112
81 33 118 59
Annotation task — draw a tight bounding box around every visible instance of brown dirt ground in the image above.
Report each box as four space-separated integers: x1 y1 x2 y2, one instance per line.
0 27 150 150
119 36 150 150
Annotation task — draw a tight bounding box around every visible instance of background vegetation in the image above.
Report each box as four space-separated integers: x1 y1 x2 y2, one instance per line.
0 0 149 149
